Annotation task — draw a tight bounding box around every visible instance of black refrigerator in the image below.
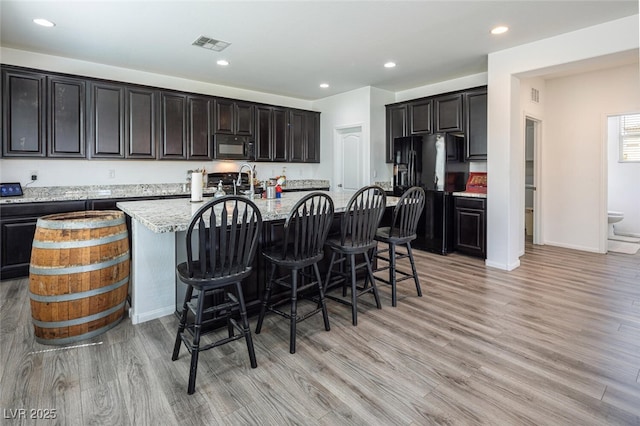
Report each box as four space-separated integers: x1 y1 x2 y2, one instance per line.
393 133 468 254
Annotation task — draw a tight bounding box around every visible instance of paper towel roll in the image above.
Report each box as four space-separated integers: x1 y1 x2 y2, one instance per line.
191 172 203 202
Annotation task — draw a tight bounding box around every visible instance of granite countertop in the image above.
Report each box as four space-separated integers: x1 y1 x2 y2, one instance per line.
0 180 331 204
118 190 399 234
451 191 487 199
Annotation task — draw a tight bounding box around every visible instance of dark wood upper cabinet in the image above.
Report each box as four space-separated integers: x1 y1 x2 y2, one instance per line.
287 109 320 163
187 96 214 160
273 108 288 162
2 69 46 157
88 82 125 158
215 99 254 136
288 109 305 162
47 76 85 157
2 65 317 162
125 87 157 159
410 99 432 134
465 89 488 161
386 103 408 163
3 67 93 159
235 101 254 136
305 111 320 163
256 106 289 162
434 93 463 132
160 92 187 159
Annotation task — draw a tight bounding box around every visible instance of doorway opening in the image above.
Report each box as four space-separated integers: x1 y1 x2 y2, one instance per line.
524 116 542 247
605 113 640 254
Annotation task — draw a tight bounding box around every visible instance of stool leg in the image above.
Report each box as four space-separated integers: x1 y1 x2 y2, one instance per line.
389 243 397 307
314 263 330 332
290 270 298 354
349 254 358 326
187 289 205 395
364 251 382 309
407 242 422 297
256 263 277 334
172 284 193 361
235 282 257 368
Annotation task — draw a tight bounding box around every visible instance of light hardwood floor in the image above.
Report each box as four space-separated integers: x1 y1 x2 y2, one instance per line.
1 243 639 425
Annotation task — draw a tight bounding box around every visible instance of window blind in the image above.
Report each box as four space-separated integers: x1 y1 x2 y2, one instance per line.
621 113 640 162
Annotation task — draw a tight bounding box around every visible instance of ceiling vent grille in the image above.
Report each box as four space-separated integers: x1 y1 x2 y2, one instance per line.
192 36 230 52
530 88 540 103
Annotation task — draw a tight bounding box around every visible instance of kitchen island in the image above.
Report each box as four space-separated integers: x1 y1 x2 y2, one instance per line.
117 190 398 324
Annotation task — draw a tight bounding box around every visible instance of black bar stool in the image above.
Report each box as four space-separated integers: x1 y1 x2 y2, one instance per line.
172 196 262 395
373 186 425 306
324 185 386 325
255 192 334 354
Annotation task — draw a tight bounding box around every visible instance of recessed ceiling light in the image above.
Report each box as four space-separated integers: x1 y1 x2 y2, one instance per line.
33 18 55 27
491 26 509 35
384 62 396 68
319 83 329 89
216 59 229 66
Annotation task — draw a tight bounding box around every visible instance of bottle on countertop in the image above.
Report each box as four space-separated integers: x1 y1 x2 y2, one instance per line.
214 180 226 198
281 167 286 186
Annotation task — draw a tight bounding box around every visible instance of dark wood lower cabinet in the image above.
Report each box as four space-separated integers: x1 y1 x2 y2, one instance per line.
0 201 87 280
454 196 486 258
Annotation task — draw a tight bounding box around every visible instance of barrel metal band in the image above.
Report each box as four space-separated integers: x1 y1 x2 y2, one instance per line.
32 301 126 328
34 317 124 346
29 252 130 276
37 216 124 230
32 231 128 249
29 276 129 303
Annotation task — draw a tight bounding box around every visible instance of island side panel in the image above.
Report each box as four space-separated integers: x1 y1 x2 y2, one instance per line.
129 218 177 324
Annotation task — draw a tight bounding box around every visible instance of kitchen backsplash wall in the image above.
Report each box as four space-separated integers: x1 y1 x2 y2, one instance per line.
0 159 324 188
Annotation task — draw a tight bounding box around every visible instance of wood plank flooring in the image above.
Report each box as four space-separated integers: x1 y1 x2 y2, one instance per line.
1 243 639 425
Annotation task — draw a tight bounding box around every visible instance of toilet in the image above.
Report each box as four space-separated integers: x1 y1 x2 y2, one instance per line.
608 211 624 237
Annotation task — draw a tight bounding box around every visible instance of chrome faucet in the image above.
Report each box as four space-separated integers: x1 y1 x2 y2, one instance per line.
238 163 255 198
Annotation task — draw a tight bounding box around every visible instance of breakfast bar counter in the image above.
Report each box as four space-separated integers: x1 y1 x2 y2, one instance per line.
118 191 398 324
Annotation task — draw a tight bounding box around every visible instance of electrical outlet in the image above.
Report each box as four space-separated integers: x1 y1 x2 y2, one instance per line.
29 170 38 181
108 169 116 179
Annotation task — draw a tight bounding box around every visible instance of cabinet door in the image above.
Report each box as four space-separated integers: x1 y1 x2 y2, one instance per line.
215 99 234 134
434 93 463 132
125 87 157 159
410 99 432 134
88 82 125 158
289 109 306 162
255 106 272 161
235 101 254 136
304 111 320 163
386 104 407 163
465 89 488 161
2 69 46 157
455 197 486 258
48 76 85 157
272 107 288 162
160 92 187 159
187 96 213 160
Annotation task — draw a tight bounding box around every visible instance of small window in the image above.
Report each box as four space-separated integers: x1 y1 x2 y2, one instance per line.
620 113 640 162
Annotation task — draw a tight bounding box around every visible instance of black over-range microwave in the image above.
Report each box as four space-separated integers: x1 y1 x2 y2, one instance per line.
214 134 255 160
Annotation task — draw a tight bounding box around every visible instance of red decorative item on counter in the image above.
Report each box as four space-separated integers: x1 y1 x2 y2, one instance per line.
465 172 487 194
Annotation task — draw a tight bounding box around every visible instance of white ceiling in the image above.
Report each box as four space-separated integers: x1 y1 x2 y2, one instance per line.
1 1 638 100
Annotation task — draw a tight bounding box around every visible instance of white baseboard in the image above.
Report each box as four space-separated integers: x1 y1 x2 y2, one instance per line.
543 240 604 254
130 305 175 325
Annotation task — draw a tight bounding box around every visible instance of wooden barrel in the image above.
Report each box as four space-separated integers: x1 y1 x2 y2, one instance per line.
29 210 130 345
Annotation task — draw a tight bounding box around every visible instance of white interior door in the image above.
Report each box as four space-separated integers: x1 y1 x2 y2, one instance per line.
335 126 363 192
